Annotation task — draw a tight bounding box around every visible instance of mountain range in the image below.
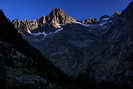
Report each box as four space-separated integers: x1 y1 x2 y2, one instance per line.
0 1 133 89
12 8 121 34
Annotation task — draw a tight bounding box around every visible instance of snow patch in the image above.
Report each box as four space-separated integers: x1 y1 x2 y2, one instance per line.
101 18 110 21
30 32 47 37
24 28 64 41
55 28 63 33
27 29 32 34
73 21 82 24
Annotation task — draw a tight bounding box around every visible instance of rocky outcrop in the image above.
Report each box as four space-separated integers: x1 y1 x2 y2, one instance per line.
81 18 98 24
46 8 76 26
12 8 77 34
12 19 39 34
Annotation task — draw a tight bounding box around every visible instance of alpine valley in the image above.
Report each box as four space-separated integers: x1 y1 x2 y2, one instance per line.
0 1 133 89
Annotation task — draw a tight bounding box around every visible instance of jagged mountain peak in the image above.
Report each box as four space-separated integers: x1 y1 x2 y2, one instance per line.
45 8 76 26
49 8 66 16
12 8 77 33
37 8 67 25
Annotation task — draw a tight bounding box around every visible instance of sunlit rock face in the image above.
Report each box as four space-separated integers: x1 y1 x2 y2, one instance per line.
46 8 76 25
12 19 39 34
12 8 77 34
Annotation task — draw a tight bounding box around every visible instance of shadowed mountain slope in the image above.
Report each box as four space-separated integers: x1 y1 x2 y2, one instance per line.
0 10 78 89
25 1 133 89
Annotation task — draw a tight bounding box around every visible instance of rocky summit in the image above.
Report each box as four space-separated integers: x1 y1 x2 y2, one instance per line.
1 1 133 89
46 8 76 26
12 8 77 34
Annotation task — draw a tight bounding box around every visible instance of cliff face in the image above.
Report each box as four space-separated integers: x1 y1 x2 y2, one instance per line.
46 8 76 25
